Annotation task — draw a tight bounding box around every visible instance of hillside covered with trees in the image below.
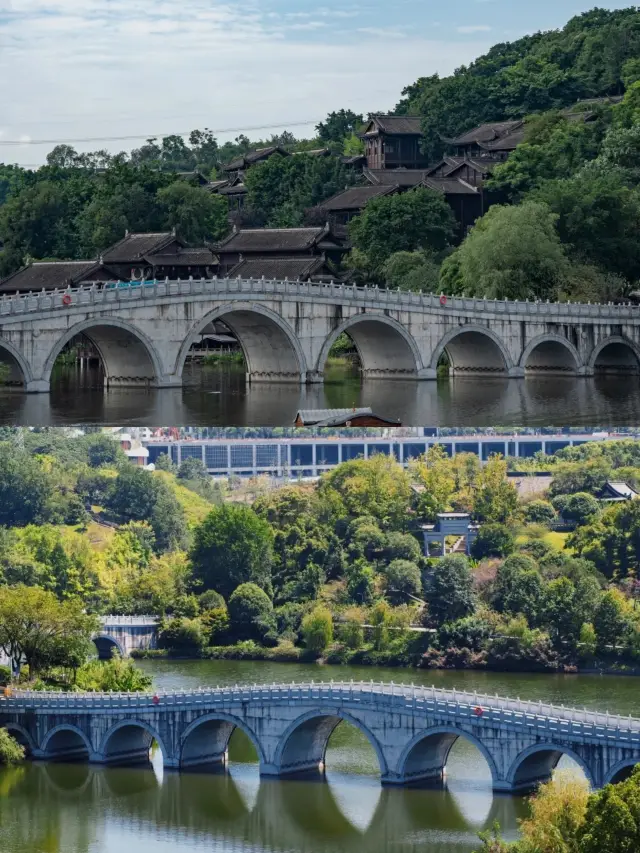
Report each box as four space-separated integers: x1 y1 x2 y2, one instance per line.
3 431 640 685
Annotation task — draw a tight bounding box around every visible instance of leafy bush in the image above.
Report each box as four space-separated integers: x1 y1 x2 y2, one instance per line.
384 559 422 602
158 617 208 652
228 583 276 643
524 500 557 525
301 606 334 655
0 729 25 765
471 524 516 559
74 657 153 692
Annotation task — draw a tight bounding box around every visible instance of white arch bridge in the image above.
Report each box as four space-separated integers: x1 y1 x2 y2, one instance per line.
3 681 640 793
1 278 640 392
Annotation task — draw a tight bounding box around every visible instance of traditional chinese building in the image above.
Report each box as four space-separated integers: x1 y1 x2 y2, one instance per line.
216 225 347 276
0 260 114 294
100 231 217 280
360 115 429 170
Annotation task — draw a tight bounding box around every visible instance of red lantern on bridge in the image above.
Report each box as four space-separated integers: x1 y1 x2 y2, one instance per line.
474 706 484 718
152 694 160 705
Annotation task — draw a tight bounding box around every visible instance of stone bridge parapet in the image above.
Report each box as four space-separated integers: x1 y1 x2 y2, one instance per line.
3 681 640 793
0 278 639 392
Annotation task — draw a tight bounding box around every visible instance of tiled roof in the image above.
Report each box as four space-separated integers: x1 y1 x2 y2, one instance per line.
320 184 398 211
217 226 329 253
422 177 479 195
364 169 429 187
295 407 400 426
101 232 177 263
218 182 247 196
477 125 526 152
442 158 499 177
223 146 288 172
363 115 423 136
0 261 107 293
144 248 217 267
448 120 523 147
227 256 326 281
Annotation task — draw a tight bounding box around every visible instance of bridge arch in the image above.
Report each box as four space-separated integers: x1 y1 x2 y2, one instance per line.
100 719 169 767
0 340 32 387
180 712 266 771
274 709 388 778
41 724 92 761
317 314 423 379
3 723 35 755
431 325 513 375
506 743 595 793
519 334 581 375
176 303 307 383
92 634 124 660
42 318 164 388
397 726 499 787
589 336 640 375
603 758 640 786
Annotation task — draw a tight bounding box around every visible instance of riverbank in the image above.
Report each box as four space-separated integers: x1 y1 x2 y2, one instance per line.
131 644 640 677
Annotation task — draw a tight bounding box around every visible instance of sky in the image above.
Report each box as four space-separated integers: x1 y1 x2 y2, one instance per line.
0 0 635 166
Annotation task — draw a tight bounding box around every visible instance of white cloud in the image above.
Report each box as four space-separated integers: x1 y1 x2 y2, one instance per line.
0 0 493 165
457 24 491 33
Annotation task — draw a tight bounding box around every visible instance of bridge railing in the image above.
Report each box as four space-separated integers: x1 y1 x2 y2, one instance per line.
4 681 640 740
99 616 158 627
1 277 639 320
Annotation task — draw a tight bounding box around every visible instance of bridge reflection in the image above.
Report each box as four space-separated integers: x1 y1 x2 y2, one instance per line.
0 759 527 853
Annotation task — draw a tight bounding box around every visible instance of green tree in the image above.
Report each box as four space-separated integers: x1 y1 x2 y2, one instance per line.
491 554 544 624
84 434 125 468
157 181 229 243
471 524 516 559
428 555 476 626
579 766 640 853
319 455 413 530
316 110 364 144
444 202 569 301
190 505 274 599
158 617 208 652
0 586 98 675
345 558 376 605
228 583 276 643
553 492 600 526
533 170 640 282
384 559 422 602
472 457 519 524
524 500 557 525
301 606 334 655
0 447 54 527
350 188 456 271
382 250 441 293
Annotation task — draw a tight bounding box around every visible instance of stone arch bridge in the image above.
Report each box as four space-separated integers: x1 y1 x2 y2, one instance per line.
1 278 640 392
3 681 640 793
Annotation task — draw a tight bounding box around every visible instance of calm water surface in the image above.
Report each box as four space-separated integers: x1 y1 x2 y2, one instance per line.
1 363 640 426
1 659 638 853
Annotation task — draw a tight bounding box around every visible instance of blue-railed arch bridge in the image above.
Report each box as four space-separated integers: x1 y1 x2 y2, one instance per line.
3 682 640 793
2 278 640 392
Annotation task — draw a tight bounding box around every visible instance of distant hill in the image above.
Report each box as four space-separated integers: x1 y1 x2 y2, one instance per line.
396 7 640 159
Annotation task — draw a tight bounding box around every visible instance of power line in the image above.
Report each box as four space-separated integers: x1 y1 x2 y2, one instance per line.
0 118 322 147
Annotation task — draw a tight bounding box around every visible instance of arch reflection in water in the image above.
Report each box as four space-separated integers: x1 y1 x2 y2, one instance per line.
0 760 525 853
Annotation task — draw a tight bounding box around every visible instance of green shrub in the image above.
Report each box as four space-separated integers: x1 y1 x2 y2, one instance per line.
0 729 25 765
301 606 334 655
228 583 276 643
158 617 208 652
74 657 153 692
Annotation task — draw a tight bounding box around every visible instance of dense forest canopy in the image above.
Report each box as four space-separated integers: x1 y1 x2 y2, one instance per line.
397 7 640 158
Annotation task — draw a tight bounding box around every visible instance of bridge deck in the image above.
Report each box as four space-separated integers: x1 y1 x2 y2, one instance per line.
5 681 639 738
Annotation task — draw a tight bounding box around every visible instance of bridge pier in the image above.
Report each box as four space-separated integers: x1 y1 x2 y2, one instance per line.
25 379 50 394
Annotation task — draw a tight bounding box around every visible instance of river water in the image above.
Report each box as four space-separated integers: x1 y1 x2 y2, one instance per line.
1 659 639 853
2 363 640 426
